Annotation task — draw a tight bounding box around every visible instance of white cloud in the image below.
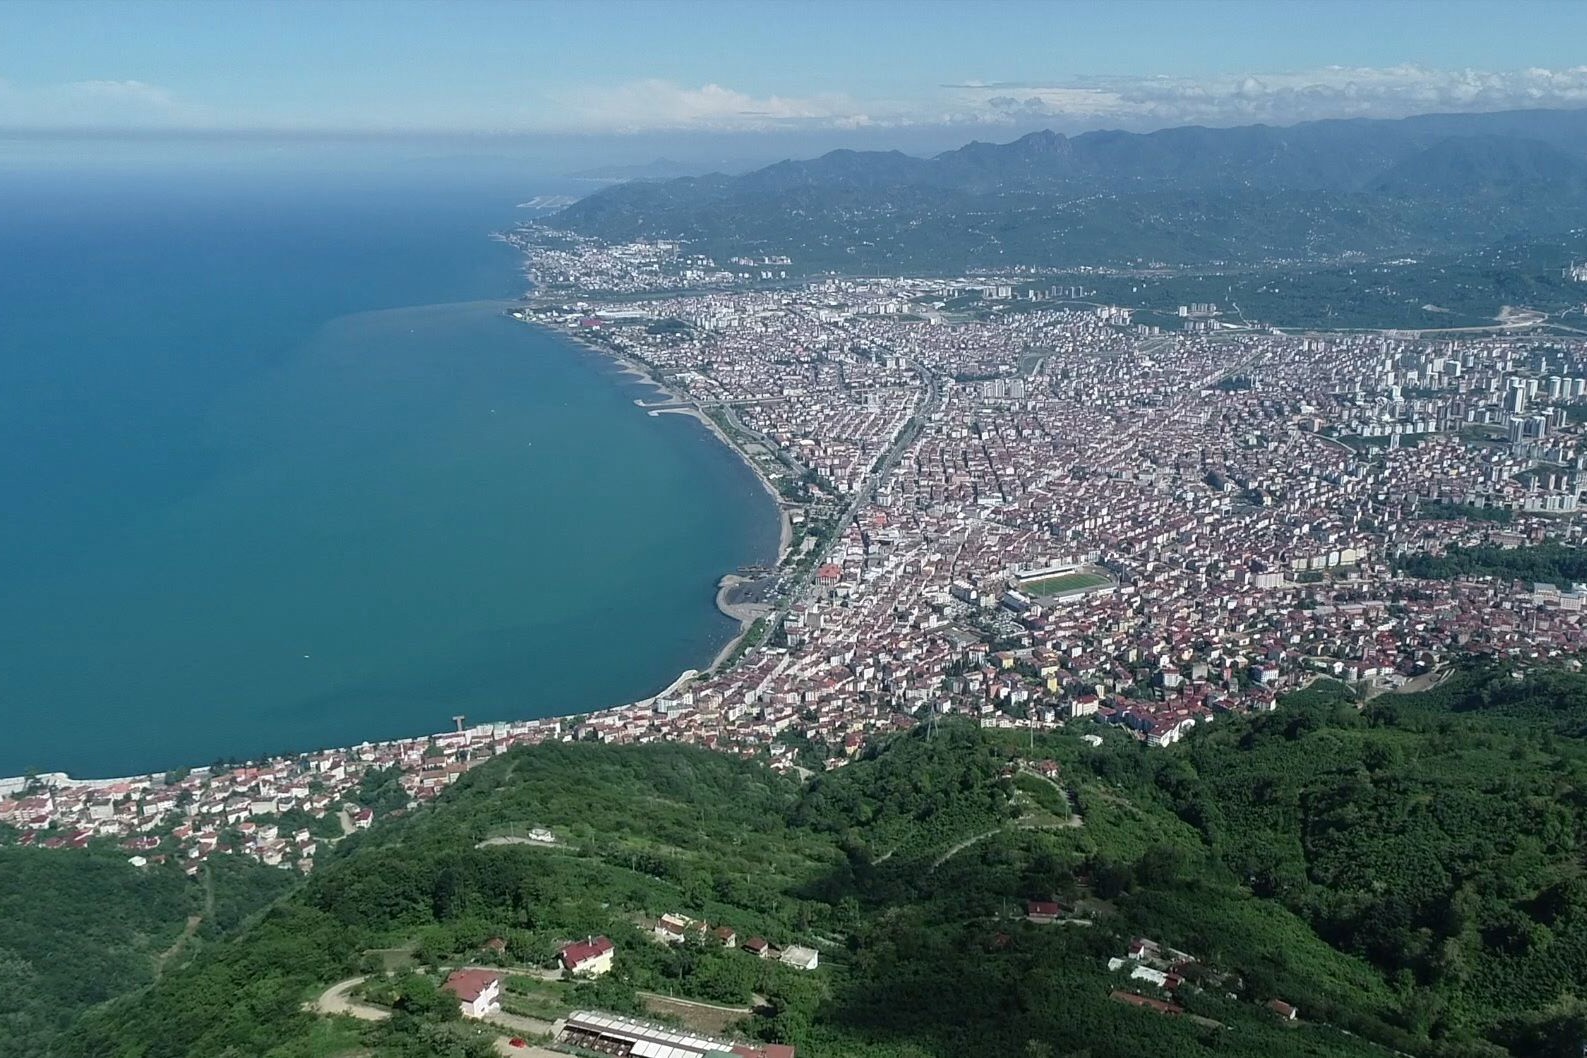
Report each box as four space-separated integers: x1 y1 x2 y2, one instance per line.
4 65 1587 136
538 79 881 133
0 76 207 129
529 66 1587 136
947 65 1587 129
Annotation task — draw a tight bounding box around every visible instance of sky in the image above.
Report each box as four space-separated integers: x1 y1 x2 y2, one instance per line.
5 0 1587 168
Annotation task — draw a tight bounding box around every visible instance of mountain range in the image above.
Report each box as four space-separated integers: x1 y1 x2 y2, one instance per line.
549 108 1587 270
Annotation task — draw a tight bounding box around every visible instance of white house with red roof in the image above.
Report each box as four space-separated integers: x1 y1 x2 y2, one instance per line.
442 969 501 1018
559 935 615 977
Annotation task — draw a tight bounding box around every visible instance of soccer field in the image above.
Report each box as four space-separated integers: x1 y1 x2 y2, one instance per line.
1019 571 1110 596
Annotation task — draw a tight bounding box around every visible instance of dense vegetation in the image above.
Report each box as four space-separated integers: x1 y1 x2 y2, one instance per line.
1394 542 1587 584
21 667 1587 1057
1145 670 1587 1053
0 847 293 1058
552 110 1587 272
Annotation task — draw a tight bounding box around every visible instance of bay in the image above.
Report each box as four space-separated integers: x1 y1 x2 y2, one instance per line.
0 164 777 778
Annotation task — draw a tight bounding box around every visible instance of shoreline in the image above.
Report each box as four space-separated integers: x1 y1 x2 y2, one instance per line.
1 295 790 789
543 320 795 562
534 319 793 677
709 573 776 670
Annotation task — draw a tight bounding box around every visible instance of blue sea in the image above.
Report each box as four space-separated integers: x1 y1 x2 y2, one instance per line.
0 157 778 778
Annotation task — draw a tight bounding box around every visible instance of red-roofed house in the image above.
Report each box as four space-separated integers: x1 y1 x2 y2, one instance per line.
560 935 615 977
442 969 502 1018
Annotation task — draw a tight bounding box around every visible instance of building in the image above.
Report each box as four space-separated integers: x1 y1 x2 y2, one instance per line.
779 944 820 971
656 913 699 944
558 1009 796 1058
1110 990 1183 1017
560 935 616 977
442 969 502 1019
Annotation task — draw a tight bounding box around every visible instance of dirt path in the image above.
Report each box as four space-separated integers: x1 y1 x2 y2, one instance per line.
475 835 561 850
155 914 203 973
483 1009 556 1037
931 828 1002 870
312 976 391 1022
638 991 755 1035
637 991 752 1014
1018 766 1084 827
156 865 214 974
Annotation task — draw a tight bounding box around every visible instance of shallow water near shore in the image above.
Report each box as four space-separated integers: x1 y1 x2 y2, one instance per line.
0 166 777 778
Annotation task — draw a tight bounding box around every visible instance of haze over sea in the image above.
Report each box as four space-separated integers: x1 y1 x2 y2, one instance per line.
0 152 778 779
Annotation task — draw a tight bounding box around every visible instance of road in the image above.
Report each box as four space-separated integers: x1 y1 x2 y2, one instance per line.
767 347 942 631
311 976 391 1022
718 400 808 476
639 396 790 411
930 828 1002 870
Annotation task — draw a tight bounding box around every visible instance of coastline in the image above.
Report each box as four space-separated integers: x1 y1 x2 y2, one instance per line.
709 573 775 670
535 318 795 562
3 292 787 789
523 314 790 682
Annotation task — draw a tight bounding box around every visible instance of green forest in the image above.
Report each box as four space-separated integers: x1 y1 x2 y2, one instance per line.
13 666 1587 1056
1394 542 1587 584
0 845 296 1058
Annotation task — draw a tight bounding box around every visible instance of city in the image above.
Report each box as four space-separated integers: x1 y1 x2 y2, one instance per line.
11 229 1587 874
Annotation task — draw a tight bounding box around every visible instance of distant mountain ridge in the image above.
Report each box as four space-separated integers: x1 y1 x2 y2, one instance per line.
565 157 759 182
549 108 1587 270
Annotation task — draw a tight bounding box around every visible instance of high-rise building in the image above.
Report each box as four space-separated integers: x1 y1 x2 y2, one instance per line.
1505 380 1528 414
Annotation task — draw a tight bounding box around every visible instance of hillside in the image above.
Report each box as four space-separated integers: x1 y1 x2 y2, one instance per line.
548 108 1587 270
45 671 1587 1058
0 845 296 1058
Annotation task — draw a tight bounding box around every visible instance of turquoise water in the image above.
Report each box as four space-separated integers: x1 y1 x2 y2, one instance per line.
0 166 777 778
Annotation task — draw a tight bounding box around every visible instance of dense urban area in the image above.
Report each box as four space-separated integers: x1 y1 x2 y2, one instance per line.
10 229 1587 879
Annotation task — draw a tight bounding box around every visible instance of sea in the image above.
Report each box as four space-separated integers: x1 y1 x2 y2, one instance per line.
0 152 779 779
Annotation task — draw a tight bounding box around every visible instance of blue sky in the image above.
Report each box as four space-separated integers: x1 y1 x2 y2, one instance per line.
4 0 1587 152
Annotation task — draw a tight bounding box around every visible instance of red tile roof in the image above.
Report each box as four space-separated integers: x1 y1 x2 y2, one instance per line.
442 969 500 1003
560 935 614 967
